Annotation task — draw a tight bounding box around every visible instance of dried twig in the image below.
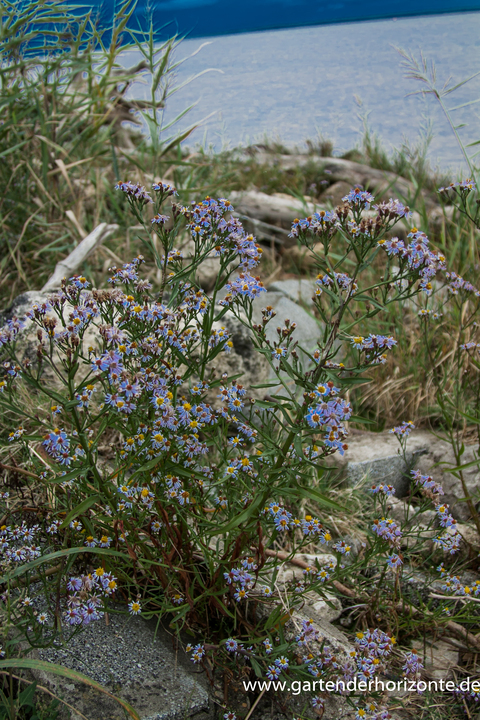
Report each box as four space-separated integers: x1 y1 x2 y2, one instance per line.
430 592 480 604
263 548 356 598
0 462 40 480
244 687 266 720
262 549 480 650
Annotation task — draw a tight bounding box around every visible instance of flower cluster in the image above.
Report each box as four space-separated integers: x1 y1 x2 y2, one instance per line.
378 227 446 296
369 484 395 497
186 643 206 663
389 420 415 439
0 318 26 347
433 503 461 554
446 271 480 297
342 187 375 208
288 191 412 243
371 517 402 547
350 335 396 351
402 649 424 677
410 470 444 497
65 568 117 625
373 198 412 220
315 271 358 296
350 334 396 365
114 180 153 204
222 272 266 302
330 628 398 689
223 557 258 602
438 566 480 598
1 522 41 564
410 471 461 553
289 209 338 238
355 703 392 720
263 502 332 543
417 308 442 320
438 179 476 193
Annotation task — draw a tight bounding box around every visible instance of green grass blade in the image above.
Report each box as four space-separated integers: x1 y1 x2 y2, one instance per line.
0 659 140 720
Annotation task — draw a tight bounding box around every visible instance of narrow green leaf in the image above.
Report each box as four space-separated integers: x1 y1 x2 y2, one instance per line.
250 382 282 389
48 467 86 484
444 458 480 472
349 415 376 425
1 547 125 583
0 139 29 158
18 680 37 707
249 655 263 678
60 495 101 529
282 485 345 512
206 493 264 536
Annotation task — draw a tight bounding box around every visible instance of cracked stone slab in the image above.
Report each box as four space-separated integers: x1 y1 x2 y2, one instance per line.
34 609 211 720
339 431 430 497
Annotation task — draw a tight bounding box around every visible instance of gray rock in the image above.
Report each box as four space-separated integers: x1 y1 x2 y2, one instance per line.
0 290 47 325
252 290 323 363
179 238 222 291
241 154 436 210
303 593 343 624
33 608 211 720
423 638 459 681
263 552 342 623
228 189 317 231
207 309 270 403
284 611 354 720
0 291 103 392
268 278 317 308
457 523 480 551
254 291 324 396
342 431 429 497
415 436 480 522
209 290 323 400
339 429 480 519
386 497 435 527
318 180 352 208
347 453 420 497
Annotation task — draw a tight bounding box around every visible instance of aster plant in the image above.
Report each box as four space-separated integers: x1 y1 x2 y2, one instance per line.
1 178 479 719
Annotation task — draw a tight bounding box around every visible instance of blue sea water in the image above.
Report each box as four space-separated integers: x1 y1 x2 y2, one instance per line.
121 11 480 174
95 0 480 39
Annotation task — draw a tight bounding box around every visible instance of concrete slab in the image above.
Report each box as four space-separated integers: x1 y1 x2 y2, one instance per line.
35 608 211 720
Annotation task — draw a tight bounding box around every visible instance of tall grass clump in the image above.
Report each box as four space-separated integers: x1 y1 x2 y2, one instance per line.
0 0 206 306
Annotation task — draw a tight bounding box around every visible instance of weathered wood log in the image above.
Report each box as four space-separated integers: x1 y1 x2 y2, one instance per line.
229 184 454 252
42 222 119 292
239 152 436 206
229 189 316 228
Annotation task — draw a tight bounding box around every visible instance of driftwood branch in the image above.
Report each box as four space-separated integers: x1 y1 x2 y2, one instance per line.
263 549 480 651
228 190 317 230
263 548 356 598
42 222 119 292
